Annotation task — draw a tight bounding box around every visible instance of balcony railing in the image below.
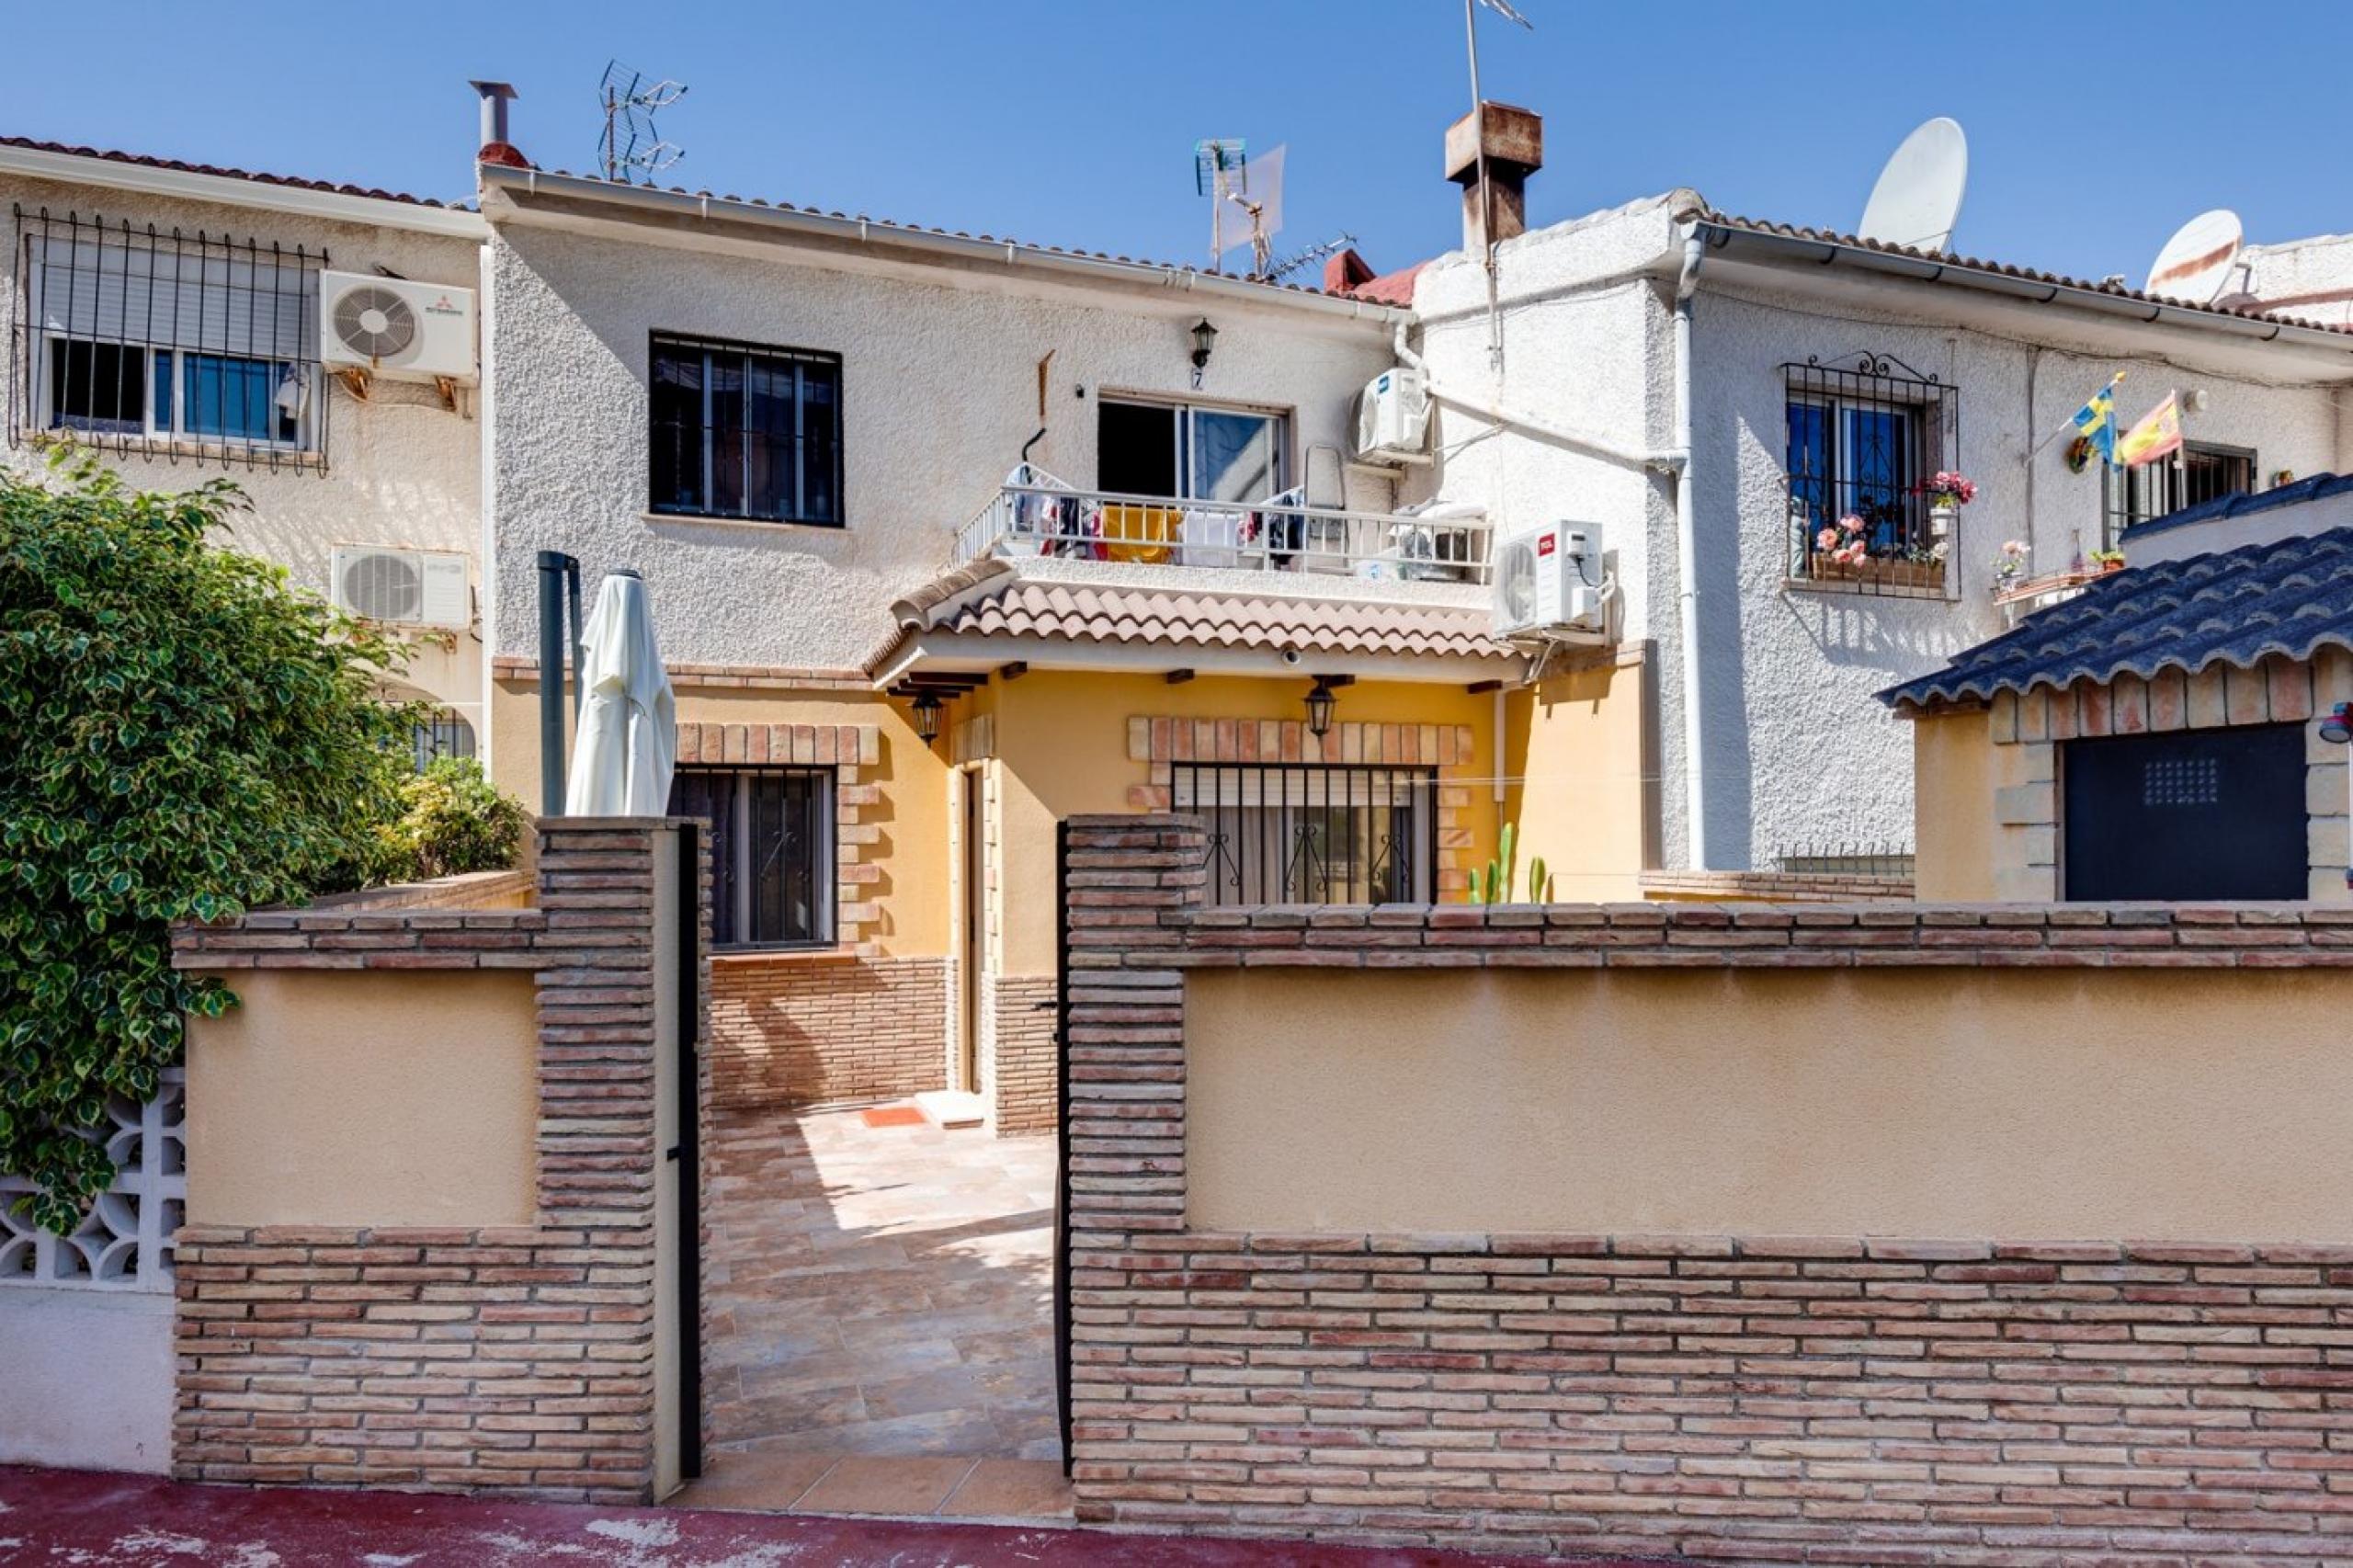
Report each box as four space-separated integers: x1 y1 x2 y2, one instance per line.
953 481 1492 584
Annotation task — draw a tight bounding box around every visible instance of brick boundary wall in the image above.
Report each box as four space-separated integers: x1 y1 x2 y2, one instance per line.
1061 814 2353 1565
169 821 704 1504
707 954 947 1109
984 973 1058 1135
1638 869 1914 903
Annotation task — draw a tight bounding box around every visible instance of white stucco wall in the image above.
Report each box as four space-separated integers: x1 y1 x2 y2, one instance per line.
1406 188 2353 869
2242 232 2353 328
485 214 1401 671
0 1289 173 1472
0 174 485 721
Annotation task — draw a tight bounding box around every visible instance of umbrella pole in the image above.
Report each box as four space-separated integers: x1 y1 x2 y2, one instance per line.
537 550 577 816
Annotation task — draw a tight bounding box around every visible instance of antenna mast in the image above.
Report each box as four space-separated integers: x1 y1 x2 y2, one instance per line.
598 60 688 184
1194 140 1246 268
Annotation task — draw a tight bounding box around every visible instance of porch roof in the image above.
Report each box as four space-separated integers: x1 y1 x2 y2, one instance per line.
1879 525 2353 713
869 559 1524 684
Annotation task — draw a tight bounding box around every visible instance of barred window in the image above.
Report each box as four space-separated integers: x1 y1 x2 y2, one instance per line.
2105 441 2256 545
668 767 836 948
1783 352 1959 598
11 208 326 469
649 333 841 526
409 710 477 773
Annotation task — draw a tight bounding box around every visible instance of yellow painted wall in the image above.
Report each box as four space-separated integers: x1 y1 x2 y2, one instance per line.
1188 966 2353 1242
1913 708 1999 901
1503 656 1649 903
488 678 952 957
977 672 1505 976
185 971 539 1227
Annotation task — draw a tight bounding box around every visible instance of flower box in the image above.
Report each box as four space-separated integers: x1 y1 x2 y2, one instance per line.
1807 555 1946 593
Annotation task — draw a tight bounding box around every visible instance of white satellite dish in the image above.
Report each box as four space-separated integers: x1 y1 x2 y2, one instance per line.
1857 117 1968 253
2145 209 2243 302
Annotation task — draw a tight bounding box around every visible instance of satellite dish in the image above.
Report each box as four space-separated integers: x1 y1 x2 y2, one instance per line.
2145 209 2243 302
1220 144 1284 254
1857 118 1968 253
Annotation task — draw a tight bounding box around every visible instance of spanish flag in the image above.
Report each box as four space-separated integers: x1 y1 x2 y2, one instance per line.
2070 372 2123 465
2117 392 2184 469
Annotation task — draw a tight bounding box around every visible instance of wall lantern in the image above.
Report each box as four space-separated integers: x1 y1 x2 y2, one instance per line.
1188 317 1218 388
2321 702 2353 746
1303 677 1338 739
910 691 943 744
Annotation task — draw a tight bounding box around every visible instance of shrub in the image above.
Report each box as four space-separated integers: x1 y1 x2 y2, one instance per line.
0 447 415 1233
379 756 527 882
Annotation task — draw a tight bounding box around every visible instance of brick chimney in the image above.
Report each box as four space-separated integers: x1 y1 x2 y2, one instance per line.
1445 102 1542 249
471 80 529 170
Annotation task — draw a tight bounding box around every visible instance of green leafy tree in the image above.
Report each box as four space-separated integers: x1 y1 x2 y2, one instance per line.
1 448 415 1233
378 756 527 882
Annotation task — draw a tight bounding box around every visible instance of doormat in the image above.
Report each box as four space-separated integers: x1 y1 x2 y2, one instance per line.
861 1105 926 1128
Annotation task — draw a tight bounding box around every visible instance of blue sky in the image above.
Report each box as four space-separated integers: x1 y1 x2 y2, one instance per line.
15 1 2350 287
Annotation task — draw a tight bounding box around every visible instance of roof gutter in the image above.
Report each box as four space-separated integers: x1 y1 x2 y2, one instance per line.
1695 220 2353 359
0 142 487 240
480 164 1404 326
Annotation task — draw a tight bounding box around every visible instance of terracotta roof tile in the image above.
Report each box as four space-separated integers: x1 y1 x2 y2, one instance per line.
3 134 460 210
881 563 1518 666
514 164 1393 305
1703 208 2353 338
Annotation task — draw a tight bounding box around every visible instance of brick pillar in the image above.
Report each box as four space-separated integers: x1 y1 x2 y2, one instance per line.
1061 815 1202 1241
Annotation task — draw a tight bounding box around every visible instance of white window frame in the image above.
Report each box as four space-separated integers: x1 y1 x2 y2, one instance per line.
1097 392 1290 502
35 335 322 454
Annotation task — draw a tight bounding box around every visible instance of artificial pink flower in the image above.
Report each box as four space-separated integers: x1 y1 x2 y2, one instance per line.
1815 527 1839 551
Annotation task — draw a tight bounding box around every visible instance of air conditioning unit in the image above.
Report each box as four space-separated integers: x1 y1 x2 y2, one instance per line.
320 271 477 383
1352 366 1430 464
331 546 471 629
1490 520 1608 642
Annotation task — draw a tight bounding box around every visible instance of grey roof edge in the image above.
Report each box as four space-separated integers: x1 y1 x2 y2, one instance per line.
1881 623 2353 712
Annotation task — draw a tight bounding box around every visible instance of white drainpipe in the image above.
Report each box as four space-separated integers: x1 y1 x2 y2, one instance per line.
1671 232 1710 869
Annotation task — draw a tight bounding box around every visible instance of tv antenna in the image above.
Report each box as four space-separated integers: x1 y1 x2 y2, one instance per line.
1260 231 1358 285
598 60 688 184
1194 139 1247 267
1219 143 1286 278
1462 0 1532 369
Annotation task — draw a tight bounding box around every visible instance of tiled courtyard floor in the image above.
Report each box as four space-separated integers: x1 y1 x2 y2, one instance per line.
679 1102 1063 1517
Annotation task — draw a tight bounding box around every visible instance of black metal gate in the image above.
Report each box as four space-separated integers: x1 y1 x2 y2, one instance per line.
2063 722 2307 901
1172 762 1438 904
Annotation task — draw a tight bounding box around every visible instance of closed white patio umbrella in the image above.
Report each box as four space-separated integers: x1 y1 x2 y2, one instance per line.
564 568 676 816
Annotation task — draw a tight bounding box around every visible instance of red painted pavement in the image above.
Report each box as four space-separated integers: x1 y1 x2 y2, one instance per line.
0 1466 1677 1566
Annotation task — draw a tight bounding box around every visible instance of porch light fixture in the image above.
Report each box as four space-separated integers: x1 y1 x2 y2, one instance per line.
910 691 943 744
1303 677 1338 739
1188 317 1218 388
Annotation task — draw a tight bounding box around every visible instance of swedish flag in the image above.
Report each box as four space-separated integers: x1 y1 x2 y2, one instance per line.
2071 372 2124 466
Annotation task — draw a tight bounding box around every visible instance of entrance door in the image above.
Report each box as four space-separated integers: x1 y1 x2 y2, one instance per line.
960 767 985 1094
2062 722 2307 900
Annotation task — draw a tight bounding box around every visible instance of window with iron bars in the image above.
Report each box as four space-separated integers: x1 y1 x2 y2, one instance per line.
1173 763 1438 905
667 766 836 948
649 332 842 526
2103 441 2256 546
10 207 327 471
1783 353 1960 598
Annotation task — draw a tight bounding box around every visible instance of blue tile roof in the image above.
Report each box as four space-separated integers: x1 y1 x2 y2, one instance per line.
2125 472 2353 541
1879 522 2353 710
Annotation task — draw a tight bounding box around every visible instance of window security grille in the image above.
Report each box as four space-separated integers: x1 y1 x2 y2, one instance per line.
668 767 836 947
10 207 328 472
649 332 842 526
1783 351 1960 598
1173 763 1438 905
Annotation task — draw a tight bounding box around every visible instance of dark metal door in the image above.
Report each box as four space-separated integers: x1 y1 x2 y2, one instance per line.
2063 722 2307 901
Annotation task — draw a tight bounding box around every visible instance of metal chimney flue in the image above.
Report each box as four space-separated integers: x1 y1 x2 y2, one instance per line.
470 80 529 169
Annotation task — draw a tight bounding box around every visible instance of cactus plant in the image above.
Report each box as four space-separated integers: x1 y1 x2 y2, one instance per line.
1467 823 1552 904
